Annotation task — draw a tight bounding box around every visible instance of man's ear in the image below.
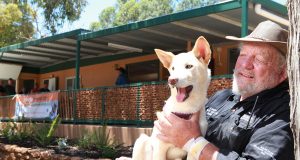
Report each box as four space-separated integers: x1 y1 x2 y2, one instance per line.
154 49 174 69
279 65 288 82
192 36 211 65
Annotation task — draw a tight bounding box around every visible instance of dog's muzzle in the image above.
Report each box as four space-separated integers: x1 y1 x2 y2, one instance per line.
176 85 193 102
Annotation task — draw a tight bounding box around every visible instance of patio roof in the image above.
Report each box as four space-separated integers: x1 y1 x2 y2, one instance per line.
0 0 288 72
0 29 89 68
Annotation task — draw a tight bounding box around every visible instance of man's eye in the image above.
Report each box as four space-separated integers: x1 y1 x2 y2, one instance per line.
172 66 175 70
185 64 193 69
255 58 267 65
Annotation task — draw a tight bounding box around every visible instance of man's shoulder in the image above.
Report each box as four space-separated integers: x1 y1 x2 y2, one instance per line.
206 89 235 110
209 89 233 102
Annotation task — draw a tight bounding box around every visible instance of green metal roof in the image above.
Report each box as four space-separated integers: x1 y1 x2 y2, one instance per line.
0 29 90 69
79 0 242 41
0 29 87 52
0 0 288 74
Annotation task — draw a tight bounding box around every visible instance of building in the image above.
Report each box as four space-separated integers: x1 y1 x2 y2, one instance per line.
0 0 288 145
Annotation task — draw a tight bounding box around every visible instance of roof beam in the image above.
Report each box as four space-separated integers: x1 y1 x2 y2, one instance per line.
83 39 149 53
34 43 100 56
81 40 118 52
114 34 178 49
171 21 227 38
60 38 108 46
140 28 191 41
78 38 134 53
14 49 71 59
2 52 55 62
42 41 102 56
30 44 79 56
0 57 45 67
207 14 255 31
50 40 122 55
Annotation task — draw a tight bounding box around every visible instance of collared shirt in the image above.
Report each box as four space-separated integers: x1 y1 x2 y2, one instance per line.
205 81 294 160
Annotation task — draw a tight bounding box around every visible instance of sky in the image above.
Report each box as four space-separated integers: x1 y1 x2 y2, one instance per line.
59 0 116 33
57 0 286 34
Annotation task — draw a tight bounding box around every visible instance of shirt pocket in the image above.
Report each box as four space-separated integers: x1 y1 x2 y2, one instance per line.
228 115 254 152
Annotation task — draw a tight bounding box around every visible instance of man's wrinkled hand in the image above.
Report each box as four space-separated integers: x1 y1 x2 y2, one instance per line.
155 111 202 148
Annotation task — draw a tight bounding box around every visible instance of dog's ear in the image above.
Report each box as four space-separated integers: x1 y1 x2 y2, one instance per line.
155 49 174 69
192 36 211 65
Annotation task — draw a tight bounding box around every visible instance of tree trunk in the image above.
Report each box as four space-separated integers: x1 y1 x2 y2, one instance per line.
287 0 300 159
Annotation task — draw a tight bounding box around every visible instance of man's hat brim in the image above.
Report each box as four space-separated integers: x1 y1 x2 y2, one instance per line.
225 35 287 55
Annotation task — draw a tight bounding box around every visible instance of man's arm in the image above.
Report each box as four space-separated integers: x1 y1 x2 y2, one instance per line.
155 111 294 160
155 111 219 160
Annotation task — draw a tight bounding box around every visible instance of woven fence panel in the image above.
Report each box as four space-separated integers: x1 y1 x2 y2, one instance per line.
76 89 103 120
139 83 170 121
208 78 232 97
104 87 138 120
58 90 76 120
0 97 15 118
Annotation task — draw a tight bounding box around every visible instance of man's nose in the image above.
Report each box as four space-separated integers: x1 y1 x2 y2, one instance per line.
241 57 254 70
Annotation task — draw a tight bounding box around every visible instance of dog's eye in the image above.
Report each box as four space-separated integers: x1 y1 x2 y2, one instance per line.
185 64 193 69
172 67 175 70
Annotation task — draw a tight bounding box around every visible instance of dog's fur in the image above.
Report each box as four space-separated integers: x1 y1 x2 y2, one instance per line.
132 36 211 160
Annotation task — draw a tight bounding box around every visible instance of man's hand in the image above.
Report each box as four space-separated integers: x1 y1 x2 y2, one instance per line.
155 111 202 148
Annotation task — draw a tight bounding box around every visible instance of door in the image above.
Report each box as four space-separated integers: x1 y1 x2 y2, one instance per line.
23 79 34 94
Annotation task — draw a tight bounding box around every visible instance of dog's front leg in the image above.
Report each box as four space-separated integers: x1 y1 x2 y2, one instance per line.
132 134 153 160
152 138 173 160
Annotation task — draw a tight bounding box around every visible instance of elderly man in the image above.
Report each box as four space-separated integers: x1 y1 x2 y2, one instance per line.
156 20 294 160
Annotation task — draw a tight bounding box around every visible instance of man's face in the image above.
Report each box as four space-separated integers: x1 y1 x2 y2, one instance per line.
233 42 286 99
8 79 13 85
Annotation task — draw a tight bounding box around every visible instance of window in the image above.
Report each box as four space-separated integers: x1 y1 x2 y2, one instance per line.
43 77 57 91
127 60 159 83
65 77 76 90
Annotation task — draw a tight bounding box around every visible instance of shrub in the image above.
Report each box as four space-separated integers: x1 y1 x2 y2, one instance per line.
33 115 61 147
0 118 33 143
77 125 122 158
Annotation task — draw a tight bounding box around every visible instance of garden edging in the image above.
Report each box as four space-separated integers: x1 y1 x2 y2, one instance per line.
0 143 111 160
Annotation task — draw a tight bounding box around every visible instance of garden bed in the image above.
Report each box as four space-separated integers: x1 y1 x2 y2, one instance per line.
0 116 133 159
0 137 133 159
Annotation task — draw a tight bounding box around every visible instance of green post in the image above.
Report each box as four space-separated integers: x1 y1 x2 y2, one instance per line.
73 36 81 124
75 40 81 89
241 0 248 37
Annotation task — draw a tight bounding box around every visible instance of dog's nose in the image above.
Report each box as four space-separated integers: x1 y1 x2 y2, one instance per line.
168 78 178 85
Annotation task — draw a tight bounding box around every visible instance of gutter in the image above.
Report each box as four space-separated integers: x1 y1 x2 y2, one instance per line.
254 4 289 27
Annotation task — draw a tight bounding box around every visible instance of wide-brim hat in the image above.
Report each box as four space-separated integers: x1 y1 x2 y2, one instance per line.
225 20 288 55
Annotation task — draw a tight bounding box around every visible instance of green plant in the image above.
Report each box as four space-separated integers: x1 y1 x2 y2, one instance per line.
0 119 33 143
15 117 34 141
1 122 17 142
33 115 61 147
77 125 122 158
77 130 91 149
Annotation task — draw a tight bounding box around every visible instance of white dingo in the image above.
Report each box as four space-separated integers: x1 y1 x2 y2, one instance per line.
132 36 211 160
